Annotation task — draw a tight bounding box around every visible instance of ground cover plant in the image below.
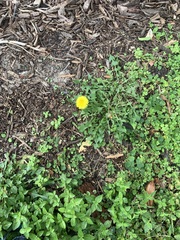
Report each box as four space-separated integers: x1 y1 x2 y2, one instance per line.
0 28 180 239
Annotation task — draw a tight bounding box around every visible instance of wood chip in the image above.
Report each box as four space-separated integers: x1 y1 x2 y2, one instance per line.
83 0 92 12
33 0 41 7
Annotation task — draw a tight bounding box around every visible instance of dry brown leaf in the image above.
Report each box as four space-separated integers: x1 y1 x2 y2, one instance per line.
105 178 115 183
164 40 177 47
176 9 180 15
104 75 111 79
148 60 155 67
150 13 166 28
146 181 155 194
58 74 75 78
117 5 128 15
79 140 91 153
146 180 155 206
142 9 159 17
105 153 123 159
160 17 166 26
160 95 171 115
145 29 154 40
171 3 178 12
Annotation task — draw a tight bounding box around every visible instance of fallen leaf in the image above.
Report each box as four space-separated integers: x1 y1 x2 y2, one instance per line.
150 13 166 28
117 5 128 15
146 180 155 206
154 177 166 189
148 60 155 67
105 178 115 183
58 74 75 78
160 95 171 115
176 8 180 15
164 40 177 47
142 8 159 17
104 75 111 79
146 180 155 194
79 140 91 153
138 29 153 41
171 3 178 12
160 17 166 26
105 153 123 159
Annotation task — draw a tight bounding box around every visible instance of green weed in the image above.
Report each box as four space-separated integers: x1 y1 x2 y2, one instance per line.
0 28 179 239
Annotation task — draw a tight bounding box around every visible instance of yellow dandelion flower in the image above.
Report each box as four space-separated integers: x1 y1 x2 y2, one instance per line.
76 96 89 110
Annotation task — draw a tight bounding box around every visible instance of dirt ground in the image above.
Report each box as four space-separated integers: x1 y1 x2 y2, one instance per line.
0 0 179 191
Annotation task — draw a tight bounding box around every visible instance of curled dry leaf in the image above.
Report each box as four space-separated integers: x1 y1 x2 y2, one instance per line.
138 29 154 41
79 140 91 153
146 180 155 206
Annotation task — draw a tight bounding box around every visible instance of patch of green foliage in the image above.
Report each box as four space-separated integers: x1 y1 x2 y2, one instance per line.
0 29 179 239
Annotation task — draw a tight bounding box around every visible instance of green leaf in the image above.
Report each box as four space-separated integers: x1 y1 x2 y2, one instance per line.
12 218 21 231
95 195 103 204
71 217 76 227
29 233 41 240
84 234 95 240
20 226 32 235
144 221 153 233
138 37 152 41
125 156 135 173
174 235 180 240
50 231 58 240
2 220 12 230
